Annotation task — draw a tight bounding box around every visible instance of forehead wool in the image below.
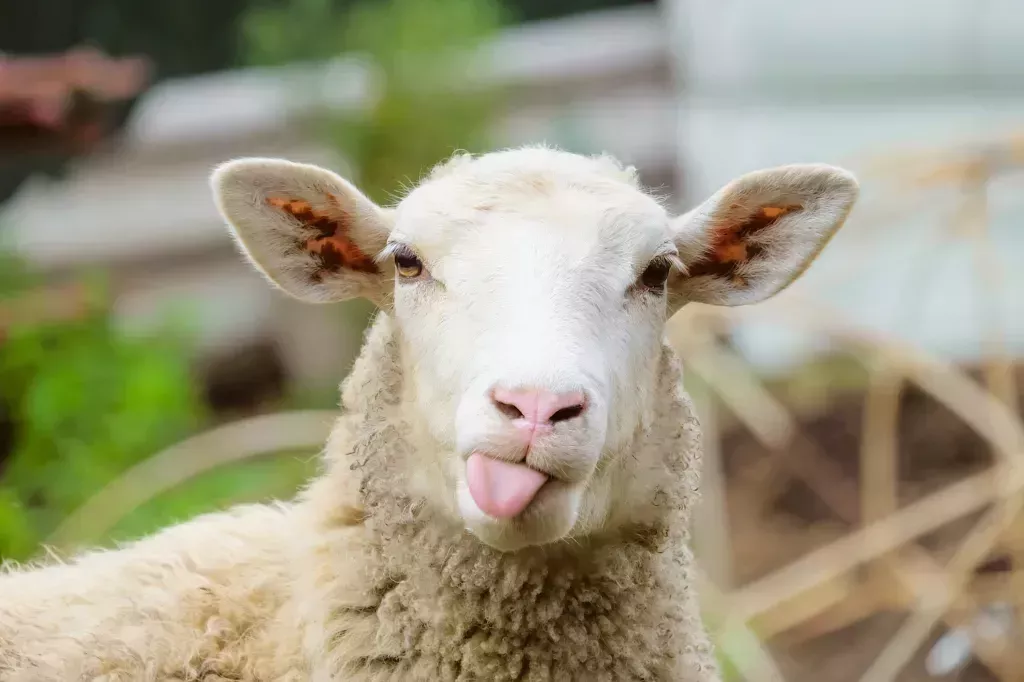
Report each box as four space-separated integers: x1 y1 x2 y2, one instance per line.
427 146 641 187
408 146 659 215
393 147 669 259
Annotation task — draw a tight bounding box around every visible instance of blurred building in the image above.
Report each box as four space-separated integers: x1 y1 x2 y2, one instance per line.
665 0 1024 371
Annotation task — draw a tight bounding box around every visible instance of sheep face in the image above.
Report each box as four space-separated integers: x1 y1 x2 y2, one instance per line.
211 147 858 552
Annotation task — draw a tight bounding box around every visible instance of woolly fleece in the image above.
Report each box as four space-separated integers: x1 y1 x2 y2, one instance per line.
0 313 718 681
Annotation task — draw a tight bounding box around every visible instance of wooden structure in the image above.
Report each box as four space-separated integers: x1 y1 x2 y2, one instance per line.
675 136 1024 681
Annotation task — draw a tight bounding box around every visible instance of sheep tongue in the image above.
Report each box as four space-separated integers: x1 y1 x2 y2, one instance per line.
466 453 548 519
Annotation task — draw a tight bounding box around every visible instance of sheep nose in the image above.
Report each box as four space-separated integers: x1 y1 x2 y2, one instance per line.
491 387 587 426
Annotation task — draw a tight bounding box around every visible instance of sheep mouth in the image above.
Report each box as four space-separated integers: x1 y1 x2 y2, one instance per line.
465 452 552 519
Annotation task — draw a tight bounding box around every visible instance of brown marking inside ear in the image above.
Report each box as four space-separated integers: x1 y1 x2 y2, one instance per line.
687 204 802 281
737 203 801 238
267 195 380 277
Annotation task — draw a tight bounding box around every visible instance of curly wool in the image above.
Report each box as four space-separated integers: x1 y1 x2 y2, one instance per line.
0 314 719 681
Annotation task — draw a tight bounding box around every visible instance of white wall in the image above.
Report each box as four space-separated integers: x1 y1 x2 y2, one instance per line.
668 0 1024 95
664 0 1024 370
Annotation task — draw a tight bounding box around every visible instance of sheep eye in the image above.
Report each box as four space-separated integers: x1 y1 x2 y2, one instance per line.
394 249 424 279
638 257 672 293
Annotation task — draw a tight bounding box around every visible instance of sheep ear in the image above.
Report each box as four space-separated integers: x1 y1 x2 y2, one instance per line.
211 158 393 304
668 164 858 311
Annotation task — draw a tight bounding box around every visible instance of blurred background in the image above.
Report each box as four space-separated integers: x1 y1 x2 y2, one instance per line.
1 0 1023 679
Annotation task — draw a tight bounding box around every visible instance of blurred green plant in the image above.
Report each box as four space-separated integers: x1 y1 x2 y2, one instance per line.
108 453 315 543
0 256 205 561
242 0 506 203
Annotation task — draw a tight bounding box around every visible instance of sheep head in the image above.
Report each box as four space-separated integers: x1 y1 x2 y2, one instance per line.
211 147 857 552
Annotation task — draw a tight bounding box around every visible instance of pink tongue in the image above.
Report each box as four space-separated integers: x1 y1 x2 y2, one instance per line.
466 453 548 519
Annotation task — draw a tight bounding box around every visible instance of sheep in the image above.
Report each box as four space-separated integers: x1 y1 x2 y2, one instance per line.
0 145 858 681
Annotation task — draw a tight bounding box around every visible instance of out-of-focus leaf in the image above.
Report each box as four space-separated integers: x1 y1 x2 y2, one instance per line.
241 0 505 204
0 253 205 561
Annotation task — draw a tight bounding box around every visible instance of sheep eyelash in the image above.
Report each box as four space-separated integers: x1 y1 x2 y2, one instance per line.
665 253 686 276
638 252 685 279
377 242 425 267
374 242 407 265
378 241 435 283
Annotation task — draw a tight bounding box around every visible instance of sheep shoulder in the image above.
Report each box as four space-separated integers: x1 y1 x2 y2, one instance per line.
0 501 305 681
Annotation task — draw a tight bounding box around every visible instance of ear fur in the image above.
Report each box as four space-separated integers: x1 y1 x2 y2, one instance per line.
668 164 858 310
211 158 393 305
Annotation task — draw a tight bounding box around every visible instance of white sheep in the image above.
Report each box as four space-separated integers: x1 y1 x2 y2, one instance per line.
0 146 858 681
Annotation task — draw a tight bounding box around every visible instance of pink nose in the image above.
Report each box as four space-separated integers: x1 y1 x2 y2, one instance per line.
491 387 587 426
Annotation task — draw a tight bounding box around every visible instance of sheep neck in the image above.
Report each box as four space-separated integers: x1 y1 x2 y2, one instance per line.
300 312 708 679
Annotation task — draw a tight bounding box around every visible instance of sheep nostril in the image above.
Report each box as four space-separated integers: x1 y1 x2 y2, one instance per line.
549 404 585 424
493 399 525 421
490 387 588 426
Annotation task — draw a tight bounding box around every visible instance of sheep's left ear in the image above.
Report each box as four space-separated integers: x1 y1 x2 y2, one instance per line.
668 164 858 311
211 158 393 305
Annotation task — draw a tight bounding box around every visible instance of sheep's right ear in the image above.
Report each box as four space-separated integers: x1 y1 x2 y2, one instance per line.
211 158 393 304
667 164 858 311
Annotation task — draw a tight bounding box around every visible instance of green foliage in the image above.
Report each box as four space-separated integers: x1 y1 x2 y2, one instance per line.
242 0 506 203
242 0 354 67
717 653 742 682
509 0 653 22
108 453 316 544
0 260 205 561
